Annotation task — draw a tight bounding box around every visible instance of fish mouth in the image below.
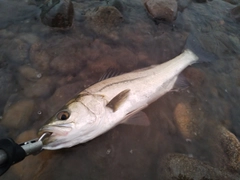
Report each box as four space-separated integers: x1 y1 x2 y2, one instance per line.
38 123 73 139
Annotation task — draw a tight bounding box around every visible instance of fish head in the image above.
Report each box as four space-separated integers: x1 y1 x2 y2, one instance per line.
38 101 98 150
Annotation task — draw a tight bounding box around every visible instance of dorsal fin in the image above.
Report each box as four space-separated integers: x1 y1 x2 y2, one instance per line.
99 68 121 81
106 89 130 112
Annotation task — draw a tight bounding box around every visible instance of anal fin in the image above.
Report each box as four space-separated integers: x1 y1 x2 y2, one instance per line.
121 111 150 126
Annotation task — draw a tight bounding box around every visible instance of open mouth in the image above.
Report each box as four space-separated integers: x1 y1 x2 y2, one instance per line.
38 124 73 137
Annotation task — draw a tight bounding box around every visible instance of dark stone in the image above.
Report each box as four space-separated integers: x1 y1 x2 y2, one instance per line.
231 5 240 22
40 0 74 28
195 0 207 3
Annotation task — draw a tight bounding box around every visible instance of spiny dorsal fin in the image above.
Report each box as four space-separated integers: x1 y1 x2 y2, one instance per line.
106 89 130 112
99 68 122 81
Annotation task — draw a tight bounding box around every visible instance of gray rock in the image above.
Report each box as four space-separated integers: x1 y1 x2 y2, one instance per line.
144 0 178 22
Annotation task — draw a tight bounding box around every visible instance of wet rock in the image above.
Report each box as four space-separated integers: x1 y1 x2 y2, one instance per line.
183 67 205 87
231 5 240 22
50 54 85 75
13 129 55 179
219 126 240 172
158 153 240 180
144 0 178 22
86 6 123 28
40 0 74 28
30 43 51 72
18 65 42 81
1 99 35 129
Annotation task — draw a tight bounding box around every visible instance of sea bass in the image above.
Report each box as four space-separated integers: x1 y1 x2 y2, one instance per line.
39 49 198 150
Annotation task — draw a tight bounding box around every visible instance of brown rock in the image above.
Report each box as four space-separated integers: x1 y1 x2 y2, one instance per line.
50 54 85 75
1 99 35 129
18 65 42 81
219 126 240 172
86 6 123 29
144 0 178 22
158 153 240 180
183 67 205 87
30 43 51 72
22 76 56 98
174 103 200 139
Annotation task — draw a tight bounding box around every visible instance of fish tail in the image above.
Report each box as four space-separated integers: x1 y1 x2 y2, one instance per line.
184 34 218 63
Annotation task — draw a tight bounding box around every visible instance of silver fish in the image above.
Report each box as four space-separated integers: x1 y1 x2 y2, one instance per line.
39 49 198 150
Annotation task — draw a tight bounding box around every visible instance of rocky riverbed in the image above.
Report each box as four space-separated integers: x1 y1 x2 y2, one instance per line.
1 0 240 179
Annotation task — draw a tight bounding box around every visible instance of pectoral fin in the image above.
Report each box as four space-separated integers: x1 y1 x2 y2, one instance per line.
121 111 150 126
106 89 130 112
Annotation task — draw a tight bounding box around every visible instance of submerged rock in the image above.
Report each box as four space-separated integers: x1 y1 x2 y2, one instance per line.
144 0 178 22
13 129 55 179
40 0 74 28
0 71 17 114
18 65 42 81
195 0 207 3
1 99 35 129
158 153 240 180
174 103 198 139
30 43 51 72
86 6 123 28
231 5 240 22
50 54 85 75
219 126 240 172
22 76 56 98
4 39 30 64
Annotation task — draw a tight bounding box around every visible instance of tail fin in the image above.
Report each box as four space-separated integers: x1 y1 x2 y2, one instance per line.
184 34 218 63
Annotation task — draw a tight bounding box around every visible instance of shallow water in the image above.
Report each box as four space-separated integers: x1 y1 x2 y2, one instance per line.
0 0 240 179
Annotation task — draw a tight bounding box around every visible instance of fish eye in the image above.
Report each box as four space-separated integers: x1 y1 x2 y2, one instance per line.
57 111 70 120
